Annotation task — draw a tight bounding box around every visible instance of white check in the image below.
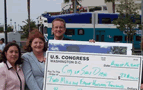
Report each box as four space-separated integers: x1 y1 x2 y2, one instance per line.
43 51 142 90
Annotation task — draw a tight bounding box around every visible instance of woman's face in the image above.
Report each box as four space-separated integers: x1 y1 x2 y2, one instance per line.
31 38 44 53
5 46 19 65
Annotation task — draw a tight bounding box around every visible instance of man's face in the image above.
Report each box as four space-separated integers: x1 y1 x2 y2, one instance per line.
52 21 66 39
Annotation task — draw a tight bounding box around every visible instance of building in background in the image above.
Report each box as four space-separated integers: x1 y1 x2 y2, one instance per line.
61 0 141 14
61 0 109 13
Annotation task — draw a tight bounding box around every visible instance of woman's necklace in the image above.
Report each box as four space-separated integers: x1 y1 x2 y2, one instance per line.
34 52 46 63
38 57 45 63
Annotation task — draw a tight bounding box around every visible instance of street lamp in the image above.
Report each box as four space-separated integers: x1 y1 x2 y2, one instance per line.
4 0 8 45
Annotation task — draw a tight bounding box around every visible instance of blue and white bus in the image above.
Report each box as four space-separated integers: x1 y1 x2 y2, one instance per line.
45 12 141 49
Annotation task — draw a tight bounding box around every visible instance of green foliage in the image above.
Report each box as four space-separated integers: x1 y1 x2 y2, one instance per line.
112 0 141 43
0 26 13 33
0 27 3 32
21 19 37 39
7 26 13 32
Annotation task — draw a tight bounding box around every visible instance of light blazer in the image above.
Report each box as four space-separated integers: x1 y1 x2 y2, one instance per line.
22 51 46 90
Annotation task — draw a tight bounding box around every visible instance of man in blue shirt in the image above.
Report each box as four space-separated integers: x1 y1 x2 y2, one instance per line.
0 38 5 53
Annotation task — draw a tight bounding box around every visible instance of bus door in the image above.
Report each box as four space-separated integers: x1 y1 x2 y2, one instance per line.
96 30 105 42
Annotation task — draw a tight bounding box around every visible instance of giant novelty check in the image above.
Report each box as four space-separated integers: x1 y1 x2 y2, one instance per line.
43 51 142 90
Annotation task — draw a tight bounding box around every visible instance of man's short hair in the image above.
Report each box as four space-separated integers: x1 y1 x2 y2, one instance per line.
52 18 66 28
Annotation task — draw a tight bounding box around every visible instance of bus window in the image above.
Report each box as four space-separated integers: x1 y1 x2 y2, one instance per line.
65 29 75 35
78 29 84 35
114 36 122 42
102 18 111 24
89 6 102 12
136 36 141 41
101 35 104 41
125 36 133 41
96 35 99 41
44 20 47 23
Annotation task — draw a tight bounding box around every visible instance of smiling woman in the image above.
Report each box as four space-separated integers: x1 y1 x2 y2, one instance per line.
22 29 47 90
0 43 25 90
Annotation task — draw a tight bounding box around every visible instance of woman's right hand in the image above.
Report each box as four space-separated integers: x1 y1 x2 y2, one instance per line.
141 84 143 89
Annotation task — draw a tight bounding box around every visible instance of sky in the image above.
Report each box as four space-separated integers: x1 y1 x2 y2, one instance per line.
0 0 63 30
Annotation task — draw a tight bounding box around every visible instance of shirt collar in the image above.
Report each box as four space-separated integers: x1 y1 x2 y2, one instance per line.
6 61 21 71
6 61 13 70
54 36 64 40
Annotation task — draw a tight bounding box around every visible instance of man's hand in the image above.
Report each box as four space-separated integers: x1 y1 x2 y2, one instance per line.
89 39 95 43
43 58 46 63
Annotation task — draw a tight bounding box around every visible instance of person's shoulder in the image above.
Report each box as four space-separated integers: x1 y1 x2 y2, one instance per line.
22 52 32 58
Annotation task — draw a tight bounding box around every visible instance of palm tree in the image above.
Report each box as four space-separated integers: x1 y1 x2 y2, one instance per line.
105 0 115 13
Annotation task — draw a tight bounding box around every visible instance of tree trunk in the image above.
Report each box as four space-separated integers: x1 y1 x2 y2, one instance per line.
112 1 115 13
125 0 128 43
72 0 74 13
125 0 128 13
129 28 132 43
27 0 30 32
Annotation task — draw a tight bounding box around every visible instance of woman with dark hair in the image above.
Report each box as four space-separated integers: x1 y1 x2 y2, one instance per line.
22 29 47 90
0 43 25 90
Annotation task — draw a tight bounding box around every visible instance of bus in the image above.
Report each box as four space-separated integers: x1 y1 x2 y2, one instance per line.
45 12 141 50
